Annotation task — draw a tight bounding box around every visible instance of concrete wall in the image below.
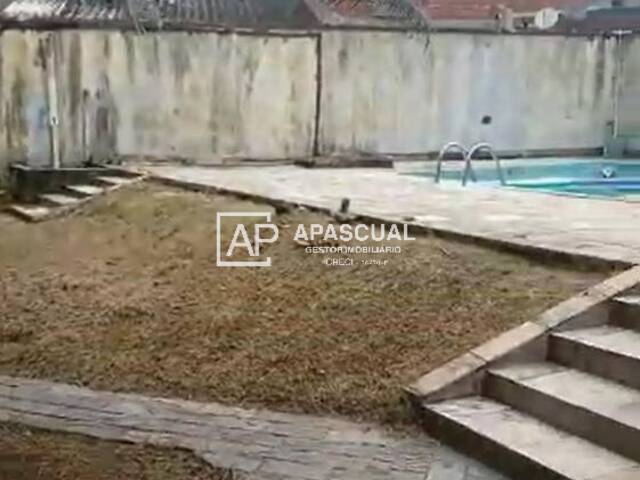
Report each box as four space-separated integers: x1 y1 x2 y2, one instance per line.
0 30 51 179
0 29 318 179
62 31 318 163
617 36 640 142
0 28 628 184
319 31 616 154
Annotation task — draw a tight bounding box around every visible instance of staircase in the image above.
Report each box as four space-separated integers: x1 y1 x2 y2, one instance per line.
418 296 640 480
7 173 144 222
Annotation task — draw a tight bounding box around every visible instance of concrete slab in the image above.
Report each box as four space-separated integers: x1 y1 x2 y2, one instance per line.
610 296 640 331
96 176 138 187
592 466 640 480
65 184 105 197
427 447 509 480
550 326 640 390
493 363 640 416
147 165 640 266
426 397 640 480
38 193 82 207
488 362 640 462
6 204 52 222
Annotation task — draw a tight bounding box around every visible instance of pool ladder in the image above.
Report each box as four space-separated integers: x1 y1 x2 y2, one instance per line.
434 142 506 186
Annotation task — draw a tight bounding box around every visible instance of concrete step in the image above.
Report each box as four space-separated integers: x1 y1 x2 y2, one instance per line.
37 193 83 208
6 204 52 222
64 184 105 198
549 325 640 390
422 397 640 480
610 296 640 331
94 175 138 187
486 362 640 463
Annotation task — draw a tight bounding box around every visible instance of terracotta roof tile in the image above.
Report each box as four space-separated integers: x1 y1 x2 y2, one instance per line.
420 0 593 20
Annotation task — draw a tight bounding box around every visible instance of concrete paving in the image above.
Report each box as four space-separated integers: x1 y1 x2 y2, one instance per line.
0 376 506 480
147 165 640 265
550 325 640 390
488 362 640 462
425 397 640 480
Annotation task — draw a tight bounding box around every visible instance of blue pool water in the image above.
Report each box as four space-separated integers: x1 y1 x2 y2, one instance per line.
511 179 640 197
407 159 640 198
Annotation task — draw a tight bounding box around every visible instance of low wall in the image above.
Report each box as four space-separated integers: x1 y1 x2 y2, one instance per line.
319 31 617 155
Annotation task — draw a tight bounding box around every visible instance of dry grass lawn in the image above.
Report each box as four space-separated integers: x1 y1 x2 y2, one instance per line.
0 422 232 480
0 183 611 428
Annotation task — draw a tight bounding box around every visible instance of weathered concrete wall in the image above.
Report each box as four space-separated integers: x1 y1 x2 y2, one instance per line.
0 29 318 179
0 28 627 185
59 31 318 163
0 30 51 180
319 31 616 154
617 36 640 142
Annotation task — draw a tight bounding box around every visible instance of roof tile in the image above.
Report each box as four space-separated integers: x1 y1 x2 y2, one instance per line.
421 0 594 20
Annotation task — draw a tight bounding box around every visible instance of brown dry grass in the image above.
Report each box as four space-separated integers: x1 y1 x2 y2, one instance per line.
0 183 610 428
0 422 232 480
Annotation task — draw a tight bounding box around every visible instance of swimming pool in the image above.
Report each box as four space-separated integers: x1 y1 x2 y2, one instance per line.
403 158 640 198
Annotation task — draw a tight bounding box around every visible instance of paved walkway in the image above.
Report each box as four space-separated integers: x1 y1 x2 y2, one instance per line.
148 165 640 265
0 376 505 480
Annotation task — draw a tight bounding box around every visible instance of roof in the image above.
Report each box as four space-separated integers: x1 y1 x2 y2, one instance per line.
0 0 320 29
0 0 427 30
558 7 640 34
308 0 427 27
416 0 640 33
6 0 631 32
420 0 595 21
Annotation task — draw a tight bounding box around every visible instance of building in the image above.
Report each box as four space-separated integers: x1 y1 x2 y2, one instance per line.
418 0 616 31
0 0 426 30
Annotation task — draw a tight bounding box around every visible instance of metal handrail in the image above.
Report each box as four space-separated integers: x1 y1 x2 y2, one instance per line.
434 142 469 184
463 143 506 187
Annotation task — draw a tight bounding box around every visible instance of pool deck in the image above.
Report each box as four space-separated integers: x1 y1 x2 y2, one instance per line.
147 164 640 266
